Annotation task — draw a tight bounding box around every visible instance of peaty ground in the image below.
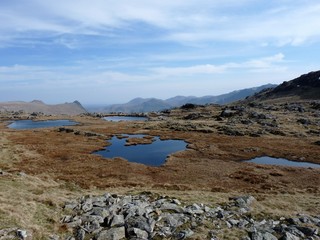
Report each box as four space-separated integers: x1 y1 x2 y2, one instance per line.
0 101 319 238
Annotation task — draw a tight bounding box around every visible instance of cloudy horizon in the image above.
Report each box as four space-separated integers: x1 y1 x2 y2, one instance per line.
1 0 319 104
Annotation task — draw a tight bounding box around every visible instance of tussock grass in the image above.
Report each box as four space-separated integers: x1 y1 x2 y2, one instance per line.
0 173 70 238
1 111 320 238
1 173 320 238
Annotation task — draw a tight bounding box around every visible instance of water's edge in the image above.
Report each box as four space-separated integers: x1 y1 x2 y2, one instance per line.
245 156 320 168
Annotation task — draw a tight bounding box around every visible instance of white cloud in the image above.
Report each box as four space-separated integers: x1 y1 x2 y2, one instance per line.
153 65 226 76
0 53 286 90
0 1 319 104
165 2 320 46
152 53 285 77
241 53 285 68
1 0 320 47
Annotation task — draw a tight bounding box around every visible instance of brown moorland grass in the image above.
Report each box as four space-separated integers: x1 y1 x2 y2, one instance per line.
0 102 320 238
4 119 319 193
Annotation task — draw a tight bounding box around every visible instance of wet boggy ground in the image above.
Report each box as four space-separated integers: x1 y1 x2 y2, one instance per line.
1 101 319 196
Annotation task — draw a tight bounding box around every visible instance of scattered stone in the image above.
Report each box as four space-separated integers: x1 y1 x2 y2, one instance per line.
16 229 27 239
81 198 93 212
74 228 85 240
250 112 268 119
0 228 18 239
96 227 126 240
17 172 27 177
110 215 125 227
281 231 300 240
184 113 203 120
230 195 255 208
84 131 99 137
220 109 236 117
296 226 318 236
0 169 9 176
58 193 320 240
284 103 305 112
48 234 60 240
218 126 245 136
175 229 194 239
297 118 311 125
127 227 149 239
249 231 277 240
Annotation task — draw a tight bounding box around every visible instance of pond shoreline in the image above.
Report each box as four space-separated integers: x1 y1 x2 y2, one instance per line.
94 134 188 166
7 119 79 129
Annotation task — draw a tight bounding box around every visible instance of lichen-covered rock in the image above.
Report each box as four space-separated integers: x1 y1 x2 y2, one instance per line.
96 227 126 240
59 193 320 240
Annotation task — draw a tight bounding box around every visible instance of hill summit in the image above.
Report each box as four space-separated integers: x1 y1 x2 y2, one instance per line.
101 84 276 113
0 100 87 115
248 70 320 102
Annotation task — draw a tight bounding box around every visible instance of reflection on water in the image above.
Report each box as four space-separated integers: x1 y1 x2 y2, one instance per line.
103 116 148 122
245 156 320 168
94 134 187 166
8 119 78 129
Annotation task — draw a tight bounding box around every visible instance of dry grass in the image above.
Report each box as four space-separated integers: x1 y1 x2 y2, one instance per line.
0 103 320 238
0 174 67 238
0 171 319 239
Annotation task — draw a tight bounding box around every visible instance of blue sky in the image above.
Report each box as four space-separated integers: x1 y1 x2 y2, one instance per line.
0 0 319 104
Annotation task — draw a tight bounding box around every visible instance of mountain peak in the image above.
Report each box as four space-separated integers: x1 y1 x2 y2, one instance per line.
73 100 82 106
101 84 275 113
128 97 151 105
247 70 320 102
0 100 87 115
31 100 44 104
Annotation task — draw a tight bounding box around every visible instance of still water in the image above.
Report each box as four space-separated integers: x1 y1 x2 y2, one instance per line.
94 134 187 166
103 116 148 122
245 156 320 168
8 119 78 129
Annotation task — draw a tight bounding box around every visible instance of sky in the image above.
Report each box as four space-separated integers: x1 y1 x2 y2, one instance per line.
0 0 319 105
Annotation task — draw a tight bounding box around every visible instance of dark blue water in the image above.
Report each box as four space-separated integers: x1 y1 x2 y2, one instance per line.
104 116 148 122
246 156 320 168
94 135 187 166
8 119 78 129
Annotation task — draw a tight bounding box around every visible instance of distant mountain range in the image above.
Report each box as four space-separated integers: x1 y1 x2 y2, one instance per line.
246 70 320 102
100 84 277 113
0 100 87 115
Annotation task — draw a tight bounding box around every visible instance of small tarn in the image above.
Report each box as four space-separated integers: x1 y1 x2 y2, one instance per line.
245 156 320 168
94 134 187 166
103 116 148 122
8 119 78 129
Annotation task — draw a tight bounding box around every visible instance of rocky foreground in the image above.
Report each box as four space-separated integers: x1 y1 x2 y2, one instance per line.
2 192 319 240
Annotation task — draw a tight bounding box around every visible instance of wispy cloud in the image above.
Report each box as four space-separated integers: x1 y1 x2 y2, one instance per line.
167 2 320 46
0 1 319 103
1 1 320 47
0 53 287 92
152 53 285 76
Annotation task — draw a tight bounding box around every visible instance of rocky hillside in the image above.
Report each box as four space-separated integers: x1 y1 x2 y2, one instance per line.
247 70 320 102
100 84 276 113
0 100 87 115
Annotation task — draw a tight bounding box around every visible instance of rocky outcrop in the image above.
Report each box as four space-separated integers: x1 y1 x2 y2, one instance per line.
247 70 320 101
57 127 104 137
60 193 320 240
149 99 320 138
